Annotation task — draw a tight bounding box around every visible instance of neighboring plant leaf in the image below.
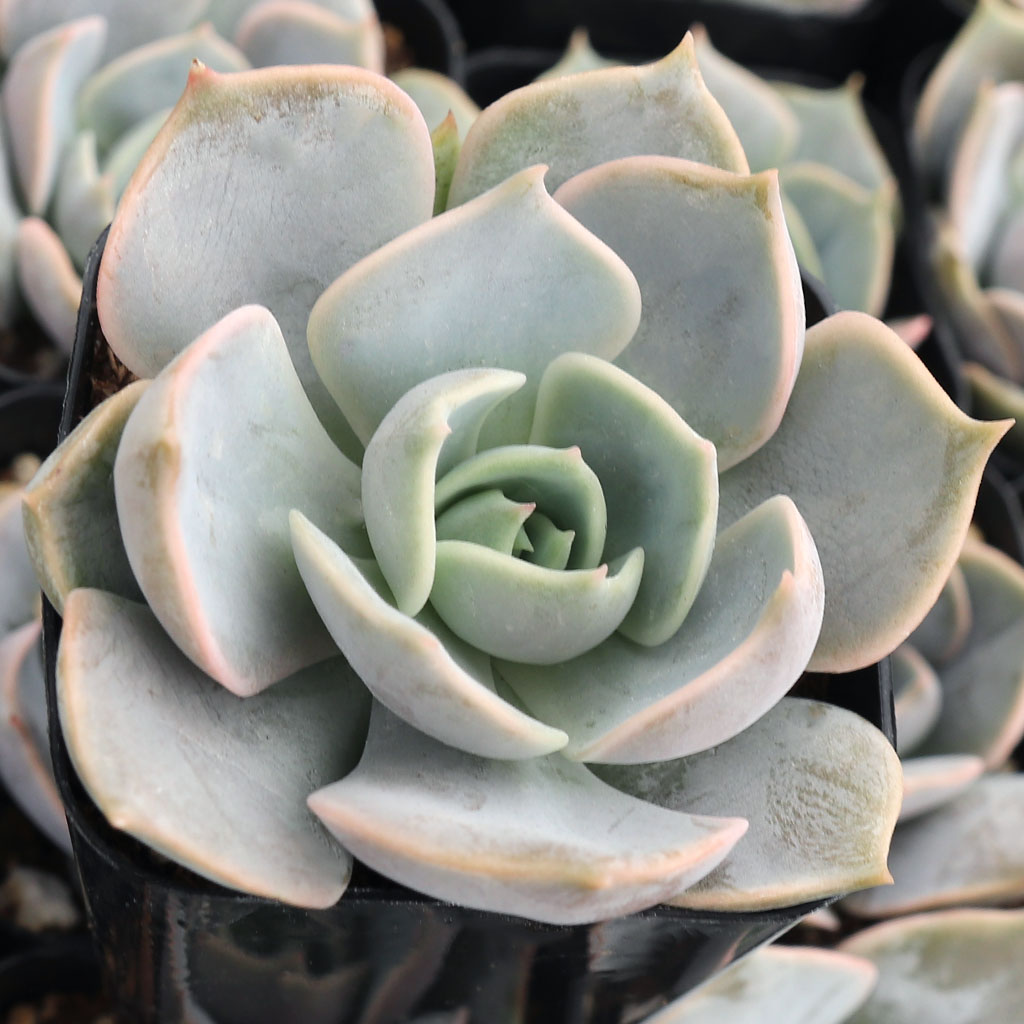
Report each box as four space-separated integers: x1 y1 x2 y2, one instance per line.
554 155 803 470
1 16 106 214
308 703 747 925
719 311 1008 673
597 698 902 910
392 68 480 139
843 774 1024 917
77 23 250 155
898 754 985 821
965 361 1024 452
0 489 41 634
917 539 1024 767
14 218 82 350
891 643 942 755
534 29 618 82
447 35 749 207
644 945 877 1024
0 620 70 851
906 562 971 665
840 908 1024 1023
58 588 367 908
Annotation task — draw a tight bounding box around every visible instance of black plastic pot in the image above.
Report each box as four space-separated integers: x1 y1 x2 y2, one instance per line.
0 381 65 466
41 232 896 1023
0 935 101 1016
377 0 467 82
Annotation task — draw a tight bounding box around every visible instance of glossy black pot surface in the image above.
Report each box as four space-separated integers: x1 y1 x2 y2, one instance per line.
41 231 896 1023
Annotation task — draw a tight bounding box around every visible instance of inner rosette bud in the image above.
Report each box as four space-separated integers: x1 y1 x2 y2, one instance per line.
359 354 719 665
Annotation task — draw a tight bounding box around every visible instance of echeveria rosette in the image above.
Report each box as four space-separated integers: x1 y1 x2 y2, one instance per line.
913 0 1024 455
24 53 1003 922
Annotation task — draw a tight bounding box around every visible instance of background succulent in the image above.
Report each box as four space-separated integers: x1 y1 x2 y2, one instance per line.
914 0 1024 455
0 0 391 367
20 48 1002 924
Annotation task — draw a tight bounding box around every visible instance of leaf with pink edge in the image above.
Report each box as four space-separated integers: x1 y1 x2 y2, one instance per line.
97 62 435 452
308 703 747 925
14 219 81 350
555 156 803 470
113 305 366 697
719 311 1009 673
447 35 748 207
58 588 367 908
841 908 1024 1024
898 754 984 821
596 698 902 911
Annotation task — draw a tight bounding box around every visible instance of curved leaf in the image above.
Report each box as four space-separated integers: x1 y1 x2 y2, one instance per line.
113 305 365 696
906 562 971 665
308 165 641 448
555 156 803 470
720 311 1008 672
391 68 479 138
15 218 82 351
898 754 984 821
598 698 902 911
448 35 748 207
22 380 148 615
290 511 568 759
308 703 747 925
503 496 823 764
892 643 942 755
97 61 435 453
58 588 364 908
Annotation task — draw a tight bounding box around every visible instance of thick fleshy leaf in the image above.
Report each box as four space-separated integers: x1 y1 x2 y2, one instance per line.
0 121 20 328
781 191 825 281
597 698 902 910
948 81 1024 273
914 0 1024 181
309 703 747 925
503 496 823 764
78 23 250 155
433 443 607 570
644 946 877 1024
898 754 985 821
916 539 1024 767
308 165 641 448
97 62 435 452
719 311 1008 673
290 510 568 759
692 27 799 171
52 132 116 270
58 588 366 908
0 0 206 61
781 163 894 315
888 313 934 351
530 352 718 644
208 0 376 36
991 208 1024 293
0 490 41 635
447 35 748 207
965 361 1024 452
906 562 971 665
0 621 70 851
555 156 803 470
434 489 534 554
22 380 147 615
774 76 894 198
361 367 525 616
15 218 81 351
430 541 644 663
429 112 458 215
391 68 479 138
840 908 1024 1024
933 221 1024 379
891 643 942 755
235 1 384 73
844 774 1024 918
535 29 618 81
1 16 106 214
113 305 365 696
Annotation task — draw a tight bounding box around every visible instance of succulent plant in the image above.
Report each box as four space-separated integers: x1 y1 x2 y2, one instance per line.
652 908 1024 1023
913 0 1024 455
537 29 898 316
21 44 1003 924
838 529 1024 918
0 0 389 364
